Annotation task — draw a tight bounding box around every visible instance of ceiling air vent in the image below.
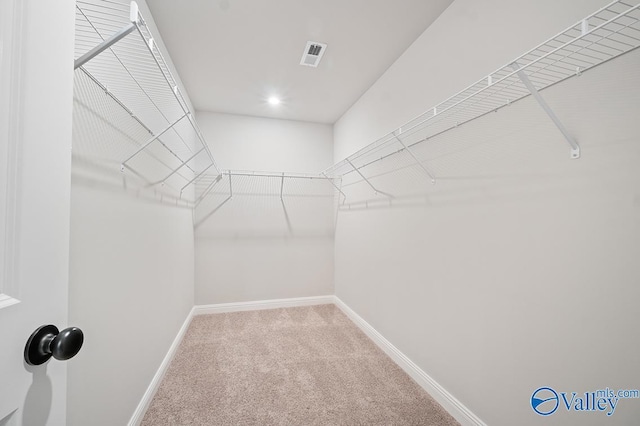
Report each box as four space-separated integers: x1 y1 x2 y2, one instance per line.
300 41 327 68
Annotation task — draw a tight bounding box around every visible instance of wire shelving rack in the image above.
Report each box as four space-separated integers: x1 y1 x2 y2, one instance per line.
74 0 221 205
322 0 640 195
73 0 640 217
73 0 339 215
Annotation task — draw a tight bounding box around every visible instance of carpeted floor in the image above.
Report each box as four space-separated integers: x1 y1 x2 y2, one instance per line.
142 304 460 425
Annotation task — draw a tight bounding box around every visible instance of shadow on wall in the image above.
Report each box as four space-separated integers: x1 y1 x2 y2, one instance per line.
194 173 338 239
336 51 640 213
72 67 202 209
71 158 195 211
338 134 639 213
0 412 16 426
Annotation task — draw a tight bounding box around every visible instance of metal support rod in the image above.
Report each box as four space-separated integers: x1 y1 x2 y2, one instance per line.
512 62 580 159
74 23 136 69
280 173 285 200
121 112 189 166
228 172 233 199
156 147 205 185
321 172 347 202
346 159 382 195
393 132 436 184
180 163 214 193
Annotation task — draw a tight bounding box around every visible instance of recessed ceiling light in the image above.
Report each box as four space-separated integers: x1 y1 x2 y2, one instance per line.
268 96 280 106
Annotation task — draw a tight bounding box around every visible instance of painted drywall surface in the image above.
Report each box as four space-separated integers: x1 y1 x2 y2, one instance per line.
194 112 334 304
67 1 196 424
198 111 334 172
333 1 640 425
68 188 194 426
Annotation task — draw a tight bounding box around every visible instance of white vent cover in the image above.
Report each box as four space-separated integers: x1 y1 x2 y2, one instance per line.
300 41 327 67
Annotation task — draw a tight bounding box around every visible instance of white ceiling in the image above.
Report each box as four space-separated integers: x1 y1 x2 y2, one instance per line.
146 0 453 124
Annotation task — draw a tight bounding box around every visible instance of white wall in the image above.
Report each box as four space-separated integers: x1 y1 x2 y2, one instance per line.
199 111 333 172
334 1 640 425
68 188 194 426
67 1 196 425
194 111 334 304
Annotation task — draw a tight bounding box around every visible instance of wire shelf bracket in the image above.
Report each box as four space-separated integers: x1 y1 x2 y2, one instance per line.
511 62 581 159
346 159 394 198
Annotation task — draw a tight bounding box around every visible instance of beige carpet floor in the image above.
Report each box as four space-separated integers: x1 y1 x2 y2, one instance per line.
142 304 460 425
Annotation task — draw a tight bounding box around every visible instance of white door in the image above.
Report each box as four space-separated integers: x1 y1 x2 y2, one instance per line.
0 0 76 424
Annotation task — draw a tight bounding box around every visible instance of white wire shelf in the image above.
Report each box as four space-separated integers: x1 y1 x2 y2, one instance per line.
73 0 219 203
323 0 640 184
193 170 339 228
192 170 337 208
73 0 640 217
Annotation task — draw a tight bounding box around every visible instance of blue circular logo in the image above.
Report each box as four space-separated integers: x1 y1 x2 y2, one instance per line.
531 387 559 416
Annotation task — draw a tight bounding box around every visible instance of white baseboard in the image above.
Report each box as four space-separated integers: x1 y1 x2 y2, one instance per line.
193 295 334 315
333 296 486 426
128 306 196 426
